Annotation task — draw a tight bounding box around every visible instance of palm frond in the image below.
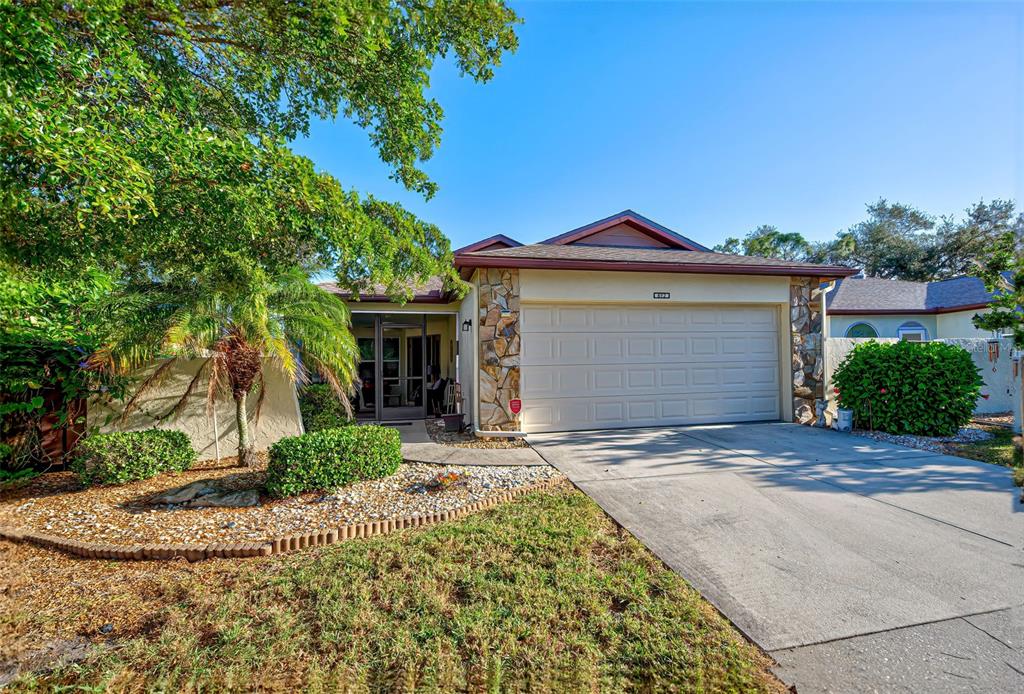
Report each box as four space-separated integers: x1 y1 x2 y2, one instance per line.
159 358 211 420
118 358 178 423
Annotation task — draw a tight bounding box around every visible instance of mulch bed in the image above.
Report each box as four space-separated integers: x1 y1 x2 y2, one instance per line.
424 417 530 449
972 411 1014 429
0 457 560 548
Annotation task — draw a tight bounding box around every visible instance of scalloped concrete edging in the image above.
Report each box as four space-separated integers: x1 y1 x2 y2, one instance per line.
0 478 561 562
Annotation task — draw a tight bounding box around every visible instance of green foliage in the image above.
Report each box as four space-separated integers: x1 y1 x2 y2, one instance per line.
717 199 1023 282
95 264 359 421
972 228 1024 348
1 0 517 296
0 466 38 486
808 198 1023 281
833 341 982 436
299 384 353 433
266 425 400 497
0 269 127 467
71 429 196 486
714 224 812 261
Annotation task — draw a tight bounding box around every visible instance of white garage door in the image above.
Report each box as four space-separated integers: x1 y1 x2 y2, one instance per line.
520 304 781 433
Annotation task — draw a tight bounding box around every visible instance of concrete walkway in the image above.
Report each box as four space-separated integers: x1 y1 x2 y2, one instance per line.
530 423 1024 693
396 421 547 466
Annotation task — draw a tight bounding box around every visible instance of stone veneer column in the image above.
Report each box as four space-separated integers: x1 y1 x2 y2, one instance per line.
478 268 521 432
790 278 825 425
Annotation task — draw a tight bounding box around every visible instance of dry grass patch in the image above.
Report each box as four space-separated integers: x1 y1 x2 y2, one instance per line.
2 483 782 692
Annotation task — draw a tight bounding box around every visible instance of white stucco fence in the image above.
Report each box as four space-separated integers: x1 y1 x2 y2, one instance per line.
824 337 1018 419
88 358 304 461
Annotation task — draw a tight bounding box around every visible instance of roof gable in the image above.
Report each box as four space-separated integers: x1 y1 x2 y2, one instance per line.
453 234 522 254
540 210 710 251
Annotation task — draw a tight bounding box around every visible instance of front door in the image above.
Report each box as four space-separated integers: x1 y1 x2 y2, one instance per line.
379 314 426 421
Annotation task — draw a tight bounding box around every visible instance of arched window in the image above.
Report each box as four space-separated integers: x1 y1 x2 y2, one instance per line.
897 321 928 341
845 322 878 338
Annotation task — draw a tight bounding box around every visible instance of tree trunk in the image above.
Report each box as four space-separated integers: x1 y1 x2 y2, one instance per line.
235 389 257 468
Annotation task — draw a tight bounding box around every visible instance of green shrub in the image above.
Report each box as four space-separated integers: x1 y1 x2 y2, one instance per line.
298 384 353 433
72 429 196 486
265 425 401 498
833 341 982 436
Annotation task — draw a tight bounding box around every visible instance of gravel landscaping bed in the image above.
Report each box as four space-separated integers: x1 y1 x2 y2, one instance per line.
0 458 561 548
424 417 529 448
852 426 994 453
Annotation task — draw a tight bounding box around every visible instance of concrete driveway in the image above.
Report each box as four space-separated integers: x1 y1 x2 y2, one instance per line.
530 423 1024 693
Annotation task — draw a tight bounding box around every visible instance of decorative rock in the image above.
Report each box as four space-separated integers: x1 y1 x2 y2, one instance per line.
790 278 824 426
188 489 260 508
149 480 220 505
477 268 521 433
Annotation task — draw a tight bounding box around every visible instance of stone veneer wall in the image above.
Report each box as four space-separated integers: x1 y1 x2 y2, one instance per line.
791 278 825 425
478 269 522 432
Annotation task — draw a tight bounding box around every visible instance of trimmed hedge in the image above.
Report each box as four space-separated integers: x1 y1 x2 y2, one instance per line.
72 429 196 486
298 384 353 433
265 425 401 498
833 340 982 436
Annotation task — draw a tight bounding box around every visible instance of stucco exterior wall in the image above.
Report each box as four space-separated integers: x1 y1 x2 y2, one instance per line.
88 358 303 460
936 309 993 339
829 312 994 339
519 269 791 305
828 314 938 339
457 280 477 426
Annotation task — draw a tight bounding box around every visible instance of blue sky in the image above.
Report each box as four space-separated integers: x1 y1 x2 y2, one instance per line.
292 1 1024 250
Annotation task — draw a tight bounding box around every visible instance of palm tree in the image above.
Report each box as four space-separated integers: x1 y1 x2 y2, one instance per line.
91 263 357 467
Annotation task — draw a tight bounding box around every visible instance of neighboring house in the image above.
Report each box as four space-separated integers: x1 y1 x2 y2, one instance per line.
826 276 998 341
323 210 856 435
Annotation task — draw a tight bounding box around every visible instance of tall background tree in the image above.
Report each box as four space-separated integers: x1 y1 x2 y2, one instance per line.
716 199 1023 282
714 224 812 261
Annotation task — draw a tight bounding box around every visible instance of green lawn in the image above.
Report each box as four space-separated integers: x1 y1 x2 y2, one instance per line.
950 426 1024 486
7 484 781 692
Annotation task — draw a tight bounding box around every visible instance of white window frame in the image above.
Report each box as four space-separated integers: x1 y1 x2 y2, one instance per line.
897 321 929 341
844 321 879 338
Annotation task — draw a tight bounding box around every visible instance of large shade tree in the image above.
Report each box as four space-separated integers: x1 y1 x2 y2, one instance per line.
1 0 519 456
1 0 519 293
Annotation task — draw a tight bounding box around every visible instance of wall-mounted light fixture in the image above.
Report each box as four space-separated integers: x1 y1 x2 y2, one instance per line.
461 319 472 332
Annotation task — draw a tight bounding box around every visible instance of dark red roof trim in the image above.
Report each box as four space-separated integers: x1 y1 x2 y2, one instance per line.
452 234 522 254
454 255 858 280
828 302 990 316
540 210 708 251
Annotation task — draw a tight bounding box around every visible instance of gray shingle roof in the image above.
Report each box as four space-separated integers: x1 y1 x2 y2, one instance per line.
460 243 855 274
826 276 997 313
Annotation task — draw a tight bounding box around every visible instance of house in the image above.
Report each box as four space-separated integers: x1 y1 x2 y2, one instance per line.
323 210 857 435
826 276 998 340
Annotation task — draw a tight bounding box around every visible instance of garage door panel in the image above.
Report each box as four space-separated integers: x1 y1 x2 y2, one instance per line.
523 304 779 334
522 393 781 432
524 362 779 399
522 334 778 366
520 303 782 433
